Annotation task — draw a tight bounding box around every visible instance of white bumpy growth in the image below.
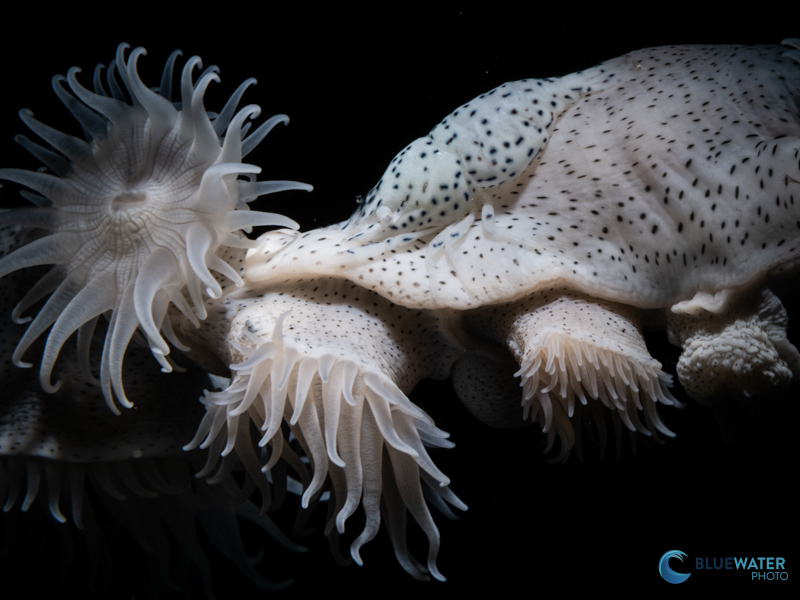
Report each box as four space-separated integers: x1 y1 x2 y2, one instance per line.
0 43 310 412
668 288 800 400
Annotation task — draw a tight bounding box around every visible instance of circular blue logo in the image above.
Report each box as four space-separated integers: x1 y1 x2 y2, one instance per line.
659 550 691 584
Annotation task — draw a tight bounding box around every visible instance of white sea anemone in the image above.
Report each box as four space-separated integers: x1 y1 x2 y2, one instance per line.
0 44 310 413
1 224 303 596
179 277 466 581
457 289 681 461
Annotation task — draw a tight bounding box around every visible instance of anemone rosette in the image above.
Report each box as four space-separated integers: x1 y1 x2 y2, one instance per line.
0 43 310 413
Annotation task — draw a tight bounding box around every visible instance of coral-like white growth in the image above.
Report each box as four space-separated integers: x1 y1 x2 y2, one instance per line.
0 44 309 412
668 288 800 400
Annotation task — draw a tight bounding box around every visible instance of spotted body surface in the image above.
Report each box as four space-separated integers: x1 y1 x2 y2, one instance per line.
245 52 634 279
245 39 800 454
249 42 800 312
343 70 619 244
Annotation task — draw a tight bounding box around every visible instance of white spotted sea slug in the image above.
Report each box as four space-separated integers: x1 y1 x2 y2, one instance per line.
247 40 800 458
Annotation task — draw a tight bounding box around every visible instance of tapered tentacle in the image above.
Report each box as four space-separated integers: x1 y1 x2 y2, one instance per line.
179 276 465 581
456 288 680 461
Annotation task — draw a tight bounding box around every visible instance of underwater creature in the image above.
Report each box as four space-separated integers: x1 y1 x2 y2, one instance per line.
248 40 800 452
1 37 799 596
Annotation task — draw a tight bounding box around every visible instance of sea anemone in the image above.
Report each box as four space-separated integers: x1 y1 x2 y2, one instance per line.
456 289 681 461
0 43 309 413
0 229 303 596
178 272 466 580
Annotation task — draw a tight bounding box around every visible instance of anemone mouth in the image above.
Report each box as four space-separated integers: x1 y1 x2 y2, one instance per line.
109 190 148 212
185 312 466 582
0 43 311 412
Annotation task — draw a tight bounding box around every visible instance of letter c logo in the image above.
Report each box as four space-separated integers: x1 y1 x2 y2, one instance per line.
659 550 691 584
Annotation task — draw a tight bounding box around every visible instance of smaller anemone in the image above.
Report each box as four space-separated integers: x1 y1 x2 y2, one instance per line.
182 279 466 581
0 43 310 413
457 289 681 461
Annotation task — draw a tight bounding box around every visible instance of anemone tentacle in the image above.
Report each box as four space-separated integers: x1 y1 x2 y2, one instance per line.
0 44 310 412
178 274 465 581
0 234 302 597
457 288 681 461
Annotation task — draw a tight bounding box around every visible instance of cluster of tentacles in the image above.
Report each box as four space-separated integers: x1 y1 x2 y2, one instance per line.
0 44 468 593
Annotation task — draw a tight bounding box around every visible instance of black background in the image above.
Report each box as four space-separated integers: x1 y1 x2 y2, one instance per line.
0 5 796 598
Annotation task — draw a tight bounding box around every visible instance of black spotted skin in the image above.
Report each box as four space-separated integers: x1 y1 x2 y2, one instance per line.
249 43 800 313
310 43 800 310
